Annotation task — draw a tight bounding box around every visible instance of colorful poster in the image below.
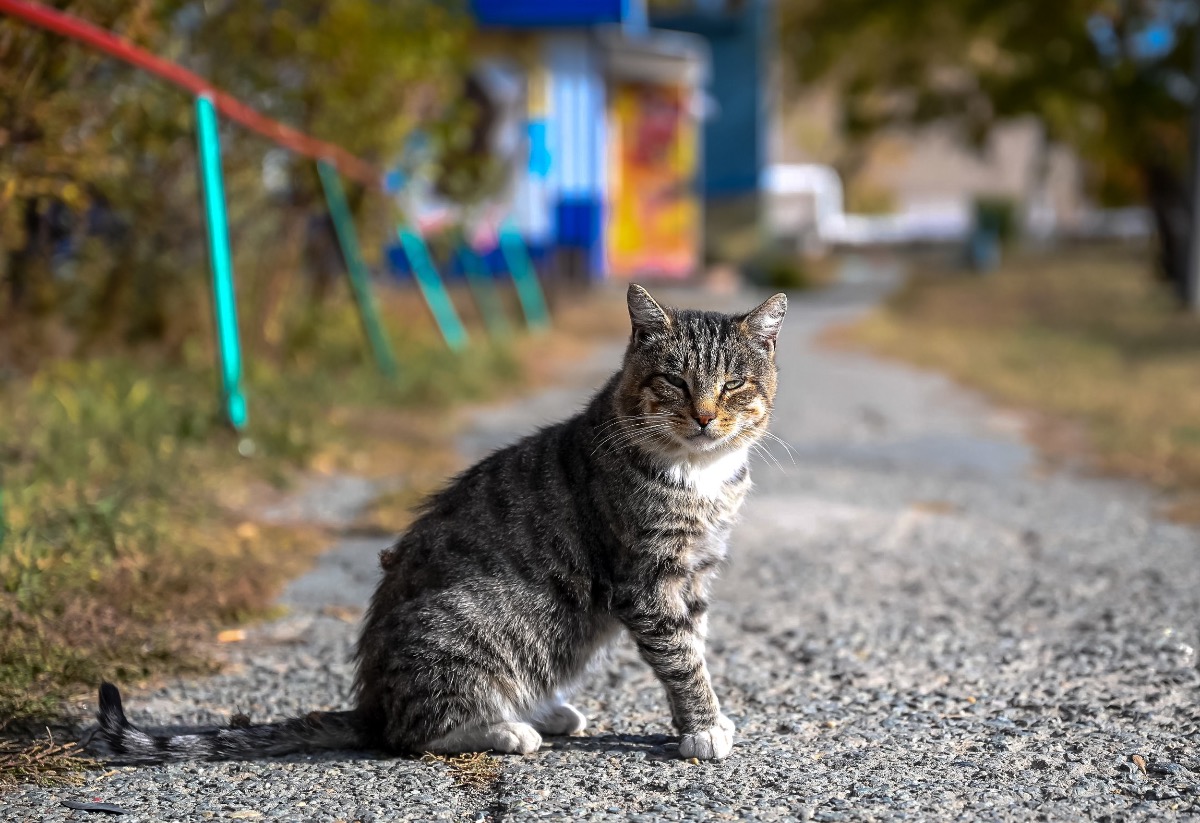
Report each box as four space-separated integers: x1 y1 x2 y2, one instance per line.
606 83 699 279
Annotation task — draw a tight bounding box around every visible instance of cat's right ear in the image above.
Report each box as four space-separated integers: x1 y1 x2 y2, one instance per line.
741 293 787 356
627 284 671 343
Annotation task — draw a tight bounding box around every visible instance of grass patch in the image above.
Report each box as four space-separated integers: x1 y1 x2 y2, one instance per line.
0 284 549 733
833 248 1200 518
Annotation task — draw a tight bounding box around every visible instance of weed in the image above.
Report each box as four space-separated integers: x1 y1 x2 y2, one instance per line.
422 751 502 793
0 731 95 790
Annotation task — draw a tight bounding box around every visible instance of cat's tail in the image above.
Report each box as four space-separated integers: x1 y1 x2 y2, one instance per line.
82 682 368 764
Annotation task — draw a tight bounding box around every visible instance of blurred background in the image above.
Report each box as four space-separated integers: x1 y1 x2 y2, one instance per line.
2 0 1199 752
5 0 1200 349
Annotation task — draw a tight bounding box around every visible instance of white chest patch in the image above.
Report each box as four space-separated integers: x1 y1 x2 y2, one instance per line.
665 447 750 500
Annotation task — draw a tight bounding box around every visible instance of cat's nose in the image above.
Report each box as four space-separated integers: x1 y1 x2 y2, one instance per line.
694 414 715 428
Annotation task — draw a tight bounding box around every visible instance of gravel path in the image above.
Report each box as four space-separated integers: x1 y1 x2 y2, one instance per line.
8 262 1200 821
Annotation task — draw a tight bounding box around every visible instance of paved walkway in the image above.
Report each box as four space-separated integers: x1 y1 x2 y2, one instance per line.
9 261 1200 821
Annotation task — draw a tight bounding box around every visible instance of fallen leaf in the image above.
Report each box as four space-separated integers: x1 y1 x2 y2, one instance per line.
310 451 338 475
217 629 246 643
1131 754 1147 775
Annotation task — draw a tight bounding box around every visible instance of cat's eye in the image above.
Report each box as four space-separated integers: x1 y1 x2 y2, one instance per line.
723 379 746 391
660 375 689 391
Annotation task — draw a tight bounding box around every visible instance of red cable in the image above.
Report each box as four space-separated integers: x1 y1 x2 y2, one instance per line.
0 0 380 186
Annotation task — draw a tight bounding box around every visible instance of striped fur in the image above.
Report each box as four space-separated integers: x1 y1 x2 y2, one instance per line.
85 285 786 763
84 683 361 762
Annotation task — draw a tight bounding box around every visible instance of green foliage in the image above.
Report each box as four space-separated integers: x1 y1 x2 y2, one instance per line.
779 0 1194 201
0 0 474 355
973 196 1019 245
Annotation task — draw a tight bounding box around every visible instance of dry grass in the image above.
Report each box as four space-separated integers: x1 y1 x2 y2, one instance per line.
0 281 579 731
832 248 1200 520
0 731 95 789
421 751 502 793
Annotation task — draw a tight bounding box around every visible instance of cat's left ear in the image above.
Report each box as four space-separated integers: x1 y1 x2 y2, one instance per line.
741 293 787 355
627 284 672 342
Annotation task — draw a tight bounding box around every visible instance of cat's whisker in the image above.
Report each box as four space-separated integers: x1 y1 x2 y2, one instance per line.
759 430 798 465
601 425 675 456
762 446 785 473
593 423 673 457
592 419 676 443
590 421 661 452
591 425 661 456
750 441 785 473
593 413 670 433
591 414 672 440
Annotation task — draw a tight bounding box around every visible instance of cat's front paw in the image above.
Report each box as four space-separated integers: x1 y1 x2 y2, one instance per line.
534 702 587 736
679 723 734 760
486 721 543 755
715 712 735 733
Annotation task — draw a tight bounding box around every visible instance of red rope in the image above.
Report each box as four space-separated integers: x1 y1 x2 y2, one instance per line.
0 0 380 186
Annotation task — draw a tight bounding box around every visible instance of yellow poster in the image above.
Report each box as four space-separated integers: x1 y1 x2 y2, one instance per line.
606 83 699 279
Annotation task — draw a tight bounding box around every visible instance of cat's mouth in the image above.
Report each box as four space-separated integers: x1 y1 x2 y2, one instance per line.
682 427 732 452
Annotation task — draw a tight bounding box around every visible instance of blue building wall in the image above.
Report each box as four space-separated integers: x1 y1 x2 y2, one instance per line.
469 0 647 280
544 34 607 278
652 0 769 198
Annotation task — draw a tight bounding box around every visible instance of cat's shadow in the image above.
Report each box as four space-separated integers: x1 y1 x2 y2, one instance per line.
542 732 677 760
82 724 678 763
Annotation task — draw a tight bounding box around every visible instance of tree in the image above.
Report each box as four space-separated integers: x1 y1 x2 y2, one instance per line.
186 0 473 352
779 0 1198 303
0 1 178 330
0 0 474 362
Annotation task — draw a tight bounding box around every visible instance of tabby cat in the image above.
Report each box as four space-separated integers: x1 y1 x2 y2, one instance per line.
86 284 787 763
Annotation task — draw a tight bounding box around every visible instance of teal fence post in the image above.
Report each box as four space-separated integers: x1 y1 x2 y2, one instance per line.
316 159 399 379
498 223 551 332
459 244 511 340
397 227 469 352
195 94 247 430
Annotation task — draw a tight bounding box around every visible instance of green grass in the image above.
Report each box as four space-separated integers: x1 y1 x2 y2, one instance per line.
835 248 1200 520
0 288 521 731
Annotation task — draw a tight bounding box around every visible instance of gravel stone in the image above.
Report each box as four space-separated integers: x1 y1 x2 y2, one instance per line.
6 268 1200 821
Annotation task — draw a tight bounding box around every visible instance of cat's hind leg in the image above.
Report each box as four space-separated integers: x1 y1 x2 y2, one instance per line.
422 721 542 755
530 697 587 736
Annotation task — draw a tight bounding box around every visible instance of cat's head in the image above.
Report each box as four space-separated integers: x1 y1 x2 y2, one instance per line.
613 284 787 459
